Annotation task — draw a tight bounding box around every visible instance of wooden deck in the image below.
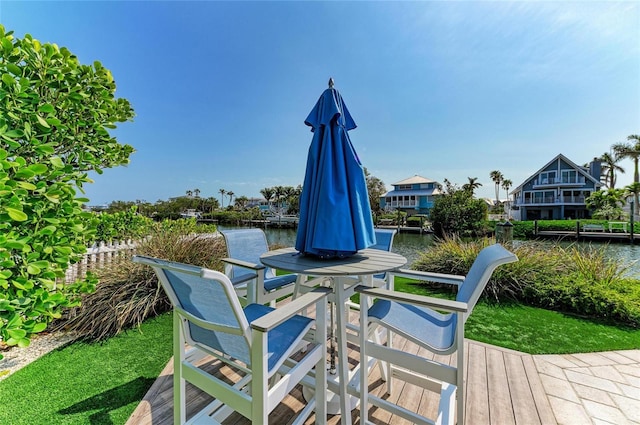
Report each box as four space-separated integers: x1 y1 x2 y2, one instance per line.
126 337 558 425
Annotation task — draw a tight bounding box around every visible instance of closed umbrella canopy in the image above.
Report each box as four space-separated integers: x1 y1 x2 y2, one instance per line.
295 82 375 258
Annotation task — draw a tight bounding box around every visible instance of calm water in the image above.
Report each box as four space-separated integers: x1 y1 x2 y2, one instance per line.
218 225 640 277
219 225 434 265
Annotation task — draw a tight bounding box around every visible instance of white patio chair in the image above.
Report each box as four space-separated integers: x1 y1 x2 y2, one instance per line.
220 228 299 305
356 243 518 425
133 255 330 425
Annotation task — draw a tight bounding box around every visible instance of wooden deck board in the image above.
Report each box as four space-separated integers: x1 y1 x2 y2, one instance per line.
466 342 490 425
486 348 516 425
504 352 541 425
126 302 562 425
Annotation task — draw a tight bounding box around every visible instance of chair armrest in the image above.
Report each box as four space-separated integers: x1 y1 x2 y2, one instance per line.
392 268 465 286
221 257 266 271
250 287 332 332
355 285 468 313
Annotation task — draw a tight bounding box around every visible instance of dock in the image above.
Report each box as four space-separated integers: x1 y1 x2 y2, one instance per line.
376 225 433 235
534 230 635 243
530 220 636 244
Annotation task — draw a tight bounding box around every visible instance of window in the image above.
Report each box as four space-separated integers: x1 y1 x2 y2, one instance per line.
539 171 556 184
561 170 578 184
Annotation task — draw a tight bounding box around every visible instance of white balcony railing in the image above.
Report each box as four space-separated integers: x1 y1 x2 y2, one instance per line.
514 195 586 205
533 176 585 186
388 201 418 208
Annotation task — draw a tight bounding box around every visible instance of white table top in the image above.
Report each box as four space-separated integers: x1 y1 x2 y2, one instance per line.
260 247 407 276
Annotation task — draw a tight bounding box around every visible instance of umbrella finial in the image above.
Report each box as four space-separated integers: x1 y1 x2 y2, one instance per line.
328 77 334 89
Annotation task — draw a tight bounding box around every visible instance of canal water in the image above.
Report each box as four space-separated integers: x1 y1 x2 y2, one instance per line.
218 225 640 277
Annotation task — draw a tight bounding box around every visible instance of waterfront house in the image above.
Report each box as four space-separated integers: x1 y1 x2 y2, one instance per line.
510 154 603 220
380 175 442 216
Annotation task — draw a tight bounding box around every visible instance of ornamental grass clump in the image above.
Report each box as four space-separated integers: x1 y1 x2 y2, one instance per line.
412 238 640 327
411 237 565 301
57 220 224 341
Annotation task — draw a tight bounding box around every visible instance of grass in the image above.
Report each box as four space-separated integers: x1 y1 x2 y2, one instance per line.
0 313 173 425
1 277 638 424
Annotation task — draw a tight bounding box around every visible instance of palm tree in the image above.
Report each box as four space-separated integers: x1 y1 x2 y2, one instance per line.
234 195 249 210
193 188 201 198
489 170 504 206
274 186 285 212
185 189 193 198
227 191 234 208
600 151 625 189
624 182 640 221
501 179 512 196
501 179 513 219
260 187 275 210
218 188 226 208
462 177 482 196
613 134 640 206
282 186 296 214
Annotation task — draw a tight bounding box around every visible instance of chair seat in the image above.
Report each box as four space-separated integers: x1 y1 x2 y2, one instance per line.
263 273 297 292
368 299 457 352
244 303 313 374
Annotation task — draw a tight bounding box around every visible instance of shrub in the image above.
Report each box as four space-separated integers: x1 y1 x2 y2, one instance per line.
411 238 640 326
412 238 564 301
377 211 406 225
57 220 223 341
91 207 154 243
429 181 488 237
0 26 134 352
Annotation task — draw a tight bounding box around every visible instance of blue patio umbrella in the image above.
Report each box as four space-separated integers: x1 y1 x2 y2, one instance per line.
295 80 375 258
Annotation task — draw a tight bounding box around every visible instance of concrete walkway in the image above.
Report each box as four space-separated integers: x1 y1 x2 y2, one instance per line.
533 350 640 424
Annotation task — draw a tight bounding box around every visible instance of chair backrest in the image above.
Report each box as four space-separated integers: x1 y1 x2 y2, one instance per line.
221 228 274 279
133 255 254 365
371 228 396 251
371 229 397 280
455 244 518 322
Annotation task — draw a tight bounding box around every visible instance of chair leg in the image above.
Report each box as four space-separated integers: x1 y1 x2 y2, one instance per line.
359 294 370 425
251 330 269 423
316 296 328 424
456 320 465 425
173 313 187 425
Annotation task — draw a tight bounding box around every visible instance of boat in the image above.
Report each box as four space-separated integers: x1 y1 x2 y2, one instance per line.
180 209 201 219
265 214 299 227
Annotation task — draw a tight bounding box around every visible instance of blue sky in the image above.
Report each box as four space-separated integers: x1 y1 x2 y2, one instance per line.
1 1 639 205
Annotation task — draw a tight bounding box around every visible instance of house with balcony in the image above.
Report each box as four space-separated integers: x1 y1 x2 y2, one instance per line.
510 154 603 220
379 175 442 216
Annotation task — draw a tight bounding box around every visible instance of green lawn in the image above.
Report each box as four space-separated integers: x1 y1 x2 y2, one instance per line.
0 313 173 425
0 278 638 425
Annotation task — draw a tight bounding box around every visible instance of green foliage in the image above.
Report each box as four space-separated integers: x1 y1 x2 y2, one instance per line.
364 167 386 214
412 238 640 327
58 219 223 341
91 207 154 243
510 219 640 239
585 189 625 220
151 195 219 220
429 179 488 237
0 26 134 351
405 215 427 227
377 211 406 225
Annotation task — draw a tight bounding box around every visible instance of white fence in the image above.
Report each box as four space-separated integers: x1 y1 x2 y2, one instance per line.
63 240 138 284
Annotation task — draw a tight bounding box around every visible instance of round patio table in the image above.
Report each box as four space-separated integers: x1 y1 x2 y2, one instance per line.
261 247 407 425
